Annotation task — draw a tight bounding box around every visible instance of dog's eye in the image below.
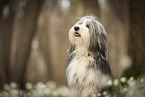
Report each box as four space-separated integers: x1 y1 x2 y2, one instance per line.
86 24 90 29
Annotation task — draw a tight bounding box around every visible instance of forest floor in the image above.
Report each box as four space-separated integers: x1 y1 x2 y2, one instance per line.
0 76 145 97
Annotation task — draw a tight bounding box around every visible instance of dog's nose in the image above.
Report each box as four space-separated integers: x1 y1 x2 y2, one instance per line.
74 26 80 31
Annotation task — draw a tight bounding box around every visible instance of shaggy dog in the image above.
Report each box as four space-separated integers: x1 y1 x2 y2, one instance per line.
66 16 112 97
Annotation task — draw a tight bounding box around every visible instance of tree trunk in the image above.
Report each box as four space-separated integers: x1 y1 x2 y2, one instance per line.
123 0 145 77
10 0 44 89
0 0 18 88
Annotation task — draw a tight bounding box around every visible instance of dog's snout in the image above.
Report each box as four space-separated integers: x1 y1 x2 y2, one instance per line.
74 26 80 31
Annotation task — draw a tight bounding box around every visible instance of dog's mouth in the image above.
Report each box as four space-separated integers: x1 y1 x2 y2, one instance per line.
75 32 81 37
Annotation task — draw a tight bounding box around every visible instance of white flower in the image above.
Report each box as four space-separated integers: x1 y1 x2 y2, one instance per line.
26 82 33 90
129 81 136 87
35 82 46 89
9 89 18 96
43 88 51 95
129 77 134 82
45 81 57 91
91 93 97 97
10 82 17 89
103 91 107 95
107 80 113 86
99 75 112 87
140 78 144 82
127 77 134 85
114 79 119 86
56 86 71 96
120 77 126 83
4 84 11 91
123 88 128 92
97 93 102 97
52 91 59 96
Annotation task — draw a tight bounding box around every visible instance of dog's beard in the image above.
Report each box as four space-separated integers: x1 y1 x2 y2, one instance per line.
69 22 90 50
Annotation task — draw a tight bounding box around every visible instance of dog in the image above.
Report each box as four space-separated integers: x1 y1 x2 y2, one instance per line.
66 16 112 97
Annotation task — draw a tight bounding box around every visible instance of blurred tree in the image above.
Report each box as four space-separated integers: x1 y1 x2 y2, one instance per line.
100 0 145 78
84 0 99 17
11 0 44 89
100 0 129 78
0 0 19 89
123 0 145 77
25 0 58 83
75 0 99 17
0 0 44 89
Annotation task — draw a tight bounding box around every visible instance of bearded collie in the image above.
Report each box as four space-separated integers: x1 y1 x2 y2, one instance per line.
66 16 112 97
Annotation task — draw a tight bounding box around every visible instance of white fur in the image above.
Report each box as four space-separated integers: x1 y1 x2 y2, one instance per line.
66 53 103 96
66 17 107 97
69 19 90 49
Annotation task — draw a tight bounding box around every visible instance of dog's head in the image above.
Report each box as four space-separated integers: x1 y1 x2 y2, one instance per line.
69 16 108 58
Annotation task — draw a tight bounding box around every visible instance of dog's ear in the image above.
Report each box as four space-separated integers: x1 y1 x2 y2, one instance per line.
100 32 107 50
99 32 107 58
89 28 108 59
67 45 75 53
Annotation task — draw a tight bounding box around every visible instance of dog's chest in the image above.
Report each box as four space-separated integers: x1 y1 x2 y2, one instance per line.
67 55 102 88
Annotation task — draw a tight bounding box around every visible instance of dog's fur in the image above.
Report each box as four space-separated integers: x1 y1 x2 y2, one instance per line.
66 16 112 97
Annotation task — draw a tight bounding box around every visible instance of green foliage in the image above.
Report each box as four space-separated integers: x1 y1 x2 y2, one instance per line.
0 76 145 97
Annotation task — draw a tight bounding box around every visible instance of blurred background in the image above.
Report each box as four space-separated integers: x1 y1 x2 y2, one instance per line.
0 0 145 89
